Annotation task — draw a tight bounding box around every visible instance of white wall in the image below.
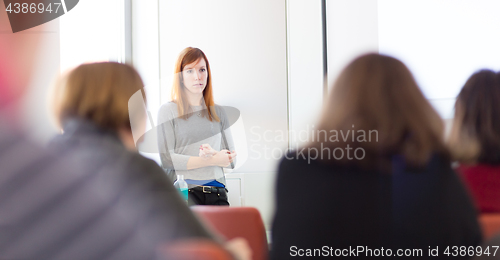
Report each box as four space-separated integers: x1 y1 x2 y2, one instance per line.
378 0 500 118
287 0 324 148
326 0 379 89
20 18 60 143
131 0 162 163
131 0 160 112
59 0 126 72
327 0 500 119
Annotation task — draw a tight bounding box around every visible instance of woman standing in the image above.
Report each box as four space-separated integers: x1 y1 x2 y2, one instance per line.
157 47 237 206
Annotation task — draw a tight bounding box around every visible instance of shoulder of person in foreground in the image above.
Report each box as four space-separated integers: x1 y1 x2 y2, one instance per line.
392 153 483 248
0 126 142 258
128 150 218 234
76 143 215 241
46 125 215 241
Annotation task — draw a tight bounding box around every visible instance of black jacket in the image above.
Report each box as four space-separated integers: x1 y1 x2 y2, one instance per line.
271 152 482 259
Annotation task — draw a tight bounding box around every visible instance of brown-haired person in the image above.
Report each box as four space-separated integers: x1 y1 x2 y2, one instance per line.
157 47 236 205
47 62 221 258
271 54 481 259
448 70 500 213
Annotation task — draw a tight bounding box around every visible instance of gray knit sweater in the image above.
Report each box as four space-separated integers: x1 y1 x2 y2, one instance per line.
157 102 236 186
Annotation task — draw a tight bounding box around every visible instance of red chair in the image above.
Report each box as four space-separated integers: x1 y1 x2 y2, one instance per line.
479 214 500 240
158 239 233 260
191 206 268 260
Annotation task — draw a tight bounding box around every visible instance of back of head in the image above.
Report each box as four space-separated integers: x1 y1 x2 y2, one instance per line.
449 69 500 164
52 62 146 133
310 53 446 169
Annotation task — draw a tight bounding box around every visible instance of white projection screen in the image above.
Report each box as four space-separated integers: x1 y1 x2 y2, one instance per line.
378 0 500 118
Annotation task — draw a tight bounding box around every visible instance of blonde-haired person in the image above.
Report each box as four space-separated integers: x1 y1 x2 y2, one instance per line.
448 70 500 213
271 54 481 259
158 47 236 206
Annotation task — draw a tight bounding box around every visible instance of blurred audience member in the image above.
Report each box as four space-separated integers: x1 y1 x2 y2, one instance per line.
271 53 481 259
0 3 248 259
47 62 214 258
449 70 500 213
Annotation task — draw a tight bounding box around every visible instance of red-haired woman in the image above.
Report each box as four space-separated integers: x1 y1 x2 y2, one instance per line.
157 47 237 206
448 70 500 213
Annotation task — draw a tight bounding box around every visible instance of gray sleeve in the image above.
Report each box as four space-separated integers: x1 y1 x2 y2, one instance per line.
157 104 191 171
218 106 237 169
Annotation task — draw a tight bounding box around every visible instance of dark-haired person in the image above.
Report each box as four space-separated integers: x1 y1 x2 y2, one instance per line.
448 70 500 213
157 47 236 205
271 53 481 259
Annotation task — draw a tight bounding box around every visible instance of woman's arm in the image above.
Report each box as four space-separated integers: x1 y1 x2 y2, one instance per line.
187 150 232 169
157 103 233 171
218 106 237 168
157 103 198 171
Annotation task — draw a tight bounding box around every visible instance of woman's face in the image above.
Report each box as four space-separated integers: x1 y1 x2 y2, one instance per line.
181 58 208 96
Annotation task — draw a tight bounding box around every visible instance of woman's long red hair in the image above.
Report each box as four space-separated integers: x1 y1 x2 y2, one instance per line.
171 47 219 122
